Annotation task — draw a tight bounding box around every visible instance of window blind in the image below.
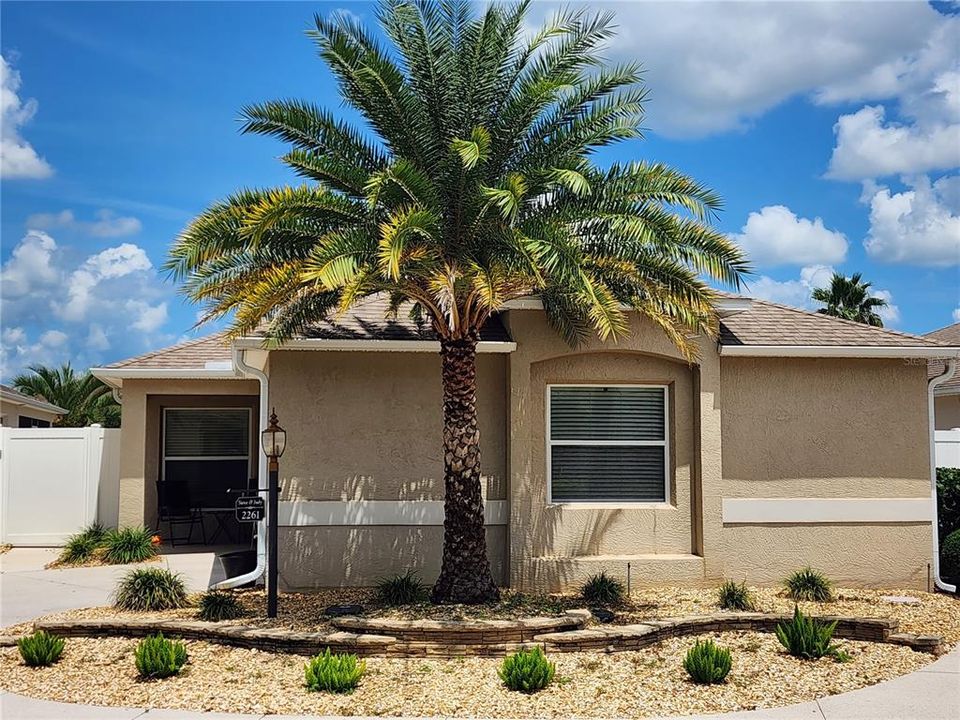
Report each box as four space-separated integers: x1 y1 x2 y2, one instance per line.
549 386 667 502
164 409 249 458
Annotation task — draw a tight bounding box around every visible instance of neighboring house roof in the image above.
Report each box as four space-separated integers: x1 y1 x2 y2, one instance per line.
0 384 68 416
926 323 960 395
93 294 960 384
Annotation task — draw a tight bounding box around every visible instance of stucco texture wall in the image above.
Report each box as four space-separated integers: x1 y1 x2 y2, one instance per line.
505 309 716 592
935 394 960 430
117 379 259 528
718 357 932 588
0 400 61 427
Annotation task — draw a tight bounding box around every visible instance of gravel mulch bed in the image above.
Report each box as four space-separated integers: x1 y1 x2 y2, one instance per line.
0 632 936 718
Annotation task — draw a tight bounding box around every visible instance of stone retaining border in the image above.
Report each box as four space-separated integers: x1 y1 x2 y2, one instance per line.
30 611 945 658
331 613 587 642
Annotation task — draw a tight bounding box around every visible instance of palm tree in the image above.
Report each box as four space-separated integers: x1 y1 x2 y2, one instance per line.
812 272 887 327
11 364 120 428
167 0 749 604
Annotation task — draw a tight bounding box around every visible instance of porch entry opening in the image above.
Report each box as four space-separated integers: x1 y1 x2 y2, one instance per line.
160 407 253 544
547 385 669 503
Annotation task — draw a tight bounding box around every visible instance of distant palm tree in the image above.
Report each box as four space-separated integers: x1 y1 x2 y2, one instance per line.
812 272 887 327
11 364 120 427
167 0 749 603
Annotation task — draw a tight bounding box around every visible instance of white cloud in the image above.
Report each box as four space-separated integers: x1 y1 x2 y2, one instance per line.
0 54 53 179
0 230 174 378
953 307 960 323
863 175 960 266
870 289 901 326
826 105 960 180
525 2 948 137
26 209 142 238
747 264 836 309
730 205 847 267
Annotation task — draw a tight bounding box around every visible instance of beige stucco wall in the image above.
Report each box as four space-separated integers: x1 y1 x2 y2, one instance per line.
116 379 259 528
717 357 932 589
505 309 719 592
935 394 960 430
0 399 61 427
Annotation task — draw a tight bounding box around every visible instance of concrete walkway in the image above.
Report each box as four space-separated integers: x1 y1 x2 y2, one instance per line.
1 549 957 719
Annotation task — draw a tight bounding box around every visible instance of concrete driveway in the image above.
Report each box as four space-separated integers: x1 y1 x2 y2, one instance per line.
0 547 227 627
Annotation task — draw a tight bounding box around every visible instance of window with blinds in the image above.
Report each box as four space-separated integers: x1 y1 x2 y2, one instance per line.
163 408 250 458
548 385 668 503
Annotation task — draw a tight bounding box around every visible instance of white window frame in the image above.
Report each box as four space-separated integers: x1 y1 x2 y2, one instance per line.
161 407 253 484
546 383 670 507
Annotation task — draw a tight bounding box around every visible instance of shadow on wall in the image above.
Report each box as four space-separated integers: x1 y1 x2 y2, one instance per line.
282 472 504 502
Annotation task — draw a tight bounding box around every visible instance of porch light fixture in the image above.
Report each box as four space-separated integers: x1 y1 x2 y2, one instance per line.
260 409 286 461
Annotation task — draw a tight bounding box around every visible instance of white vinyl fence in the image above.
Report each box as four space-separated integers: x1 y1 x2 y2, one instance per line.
936 429 960 470
0 426 120 545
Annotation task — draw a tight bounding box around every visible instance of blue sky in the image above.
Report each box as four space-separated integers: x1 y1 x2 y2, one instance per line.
1 1 958 378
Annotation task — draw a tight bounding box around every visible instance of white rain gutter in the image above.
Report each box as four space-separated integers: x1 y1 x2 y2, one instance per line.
211 346 268 589
719 345 960 358
929 358 958 593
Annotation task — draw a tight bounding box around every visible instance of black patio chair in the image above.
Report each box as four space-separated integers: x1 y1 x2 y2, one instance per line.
156 480 206 546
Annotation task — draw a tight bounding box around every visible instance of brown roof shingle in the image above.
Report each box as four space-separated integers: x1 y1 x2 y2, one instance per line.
105 333 232 369
926 323 960 393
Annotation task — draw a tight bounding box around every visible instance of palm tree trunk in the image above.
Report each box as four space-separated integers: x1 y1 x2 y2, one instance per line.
431 334 500 604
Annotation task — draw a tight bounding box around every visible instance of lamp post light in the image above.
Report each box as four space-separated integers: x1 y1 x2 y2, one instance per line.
260 409 286 618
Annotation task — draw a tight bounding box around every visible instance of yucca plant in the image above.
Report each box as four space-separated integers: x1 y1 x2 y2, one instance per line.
683 639 732 684
376 570 428 605
581 571 625 606
114 567 188 611
134 633 188 679
784 566 834 602
166 0 748 604
717 580 755 611
58 522 108 564
102 526 158 565
775 605 842 660
17 630 65 667
499 646 556 693
197 590 245 621
304 649 366 693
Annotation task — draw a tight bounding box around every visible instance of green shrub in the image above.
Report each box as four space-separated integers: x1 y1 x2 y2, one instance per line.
498 647 556 693
683 639 732 684
17 630 65 667
376 570 427 605
941 528 960 580
114 567 188 611
304 649 366 692
784 566 834 602
134 633 188 679
102 526 157 564
59 523 108 564
775 605 842 660
937 467 960 539
197 591 245 621
580 571 625 606
717 580 755 611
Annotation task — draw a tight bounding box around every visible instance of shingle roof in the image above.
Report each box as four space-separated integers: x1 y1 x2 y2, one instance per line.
0 384 68 415
926 323 960 394
719 299 945 347
105 333 232 369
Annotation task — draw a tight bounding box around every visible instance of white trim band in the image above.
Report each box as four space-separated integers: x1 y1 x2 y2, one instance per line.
722 497 931 524
278 500 509 527
233 338 516 353
719 345 960 359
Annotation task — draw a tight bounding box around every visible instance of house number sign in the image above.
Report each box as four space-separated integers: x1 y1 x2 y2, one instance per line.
235 496 265 522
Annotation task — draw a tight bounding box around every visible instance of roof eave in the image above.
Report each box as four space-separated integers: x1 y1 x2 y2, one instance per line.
90 366 240 389
232 337 517 353
719 345 960 359
0 392 68 415
502 296 753 318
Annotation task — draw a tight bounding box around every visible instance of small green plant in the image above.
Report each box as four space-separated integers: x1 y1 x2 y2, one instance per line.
941 528 960 580
114 567 188 611
16 630 65 667
580 571 625 606
102 526 158 564
498 647 556 693
134 633 188 679
683 639 732 684
197 590 245 621
58 523 108 564
376 570 427 605
775 605 843 660
784 566 834 602
304 649 366 693
717 580 755 611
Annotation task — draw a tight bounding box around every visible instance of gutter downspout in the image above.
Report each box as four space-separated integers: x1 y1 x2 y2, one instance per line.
211 345 268 590
929 358 957 593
